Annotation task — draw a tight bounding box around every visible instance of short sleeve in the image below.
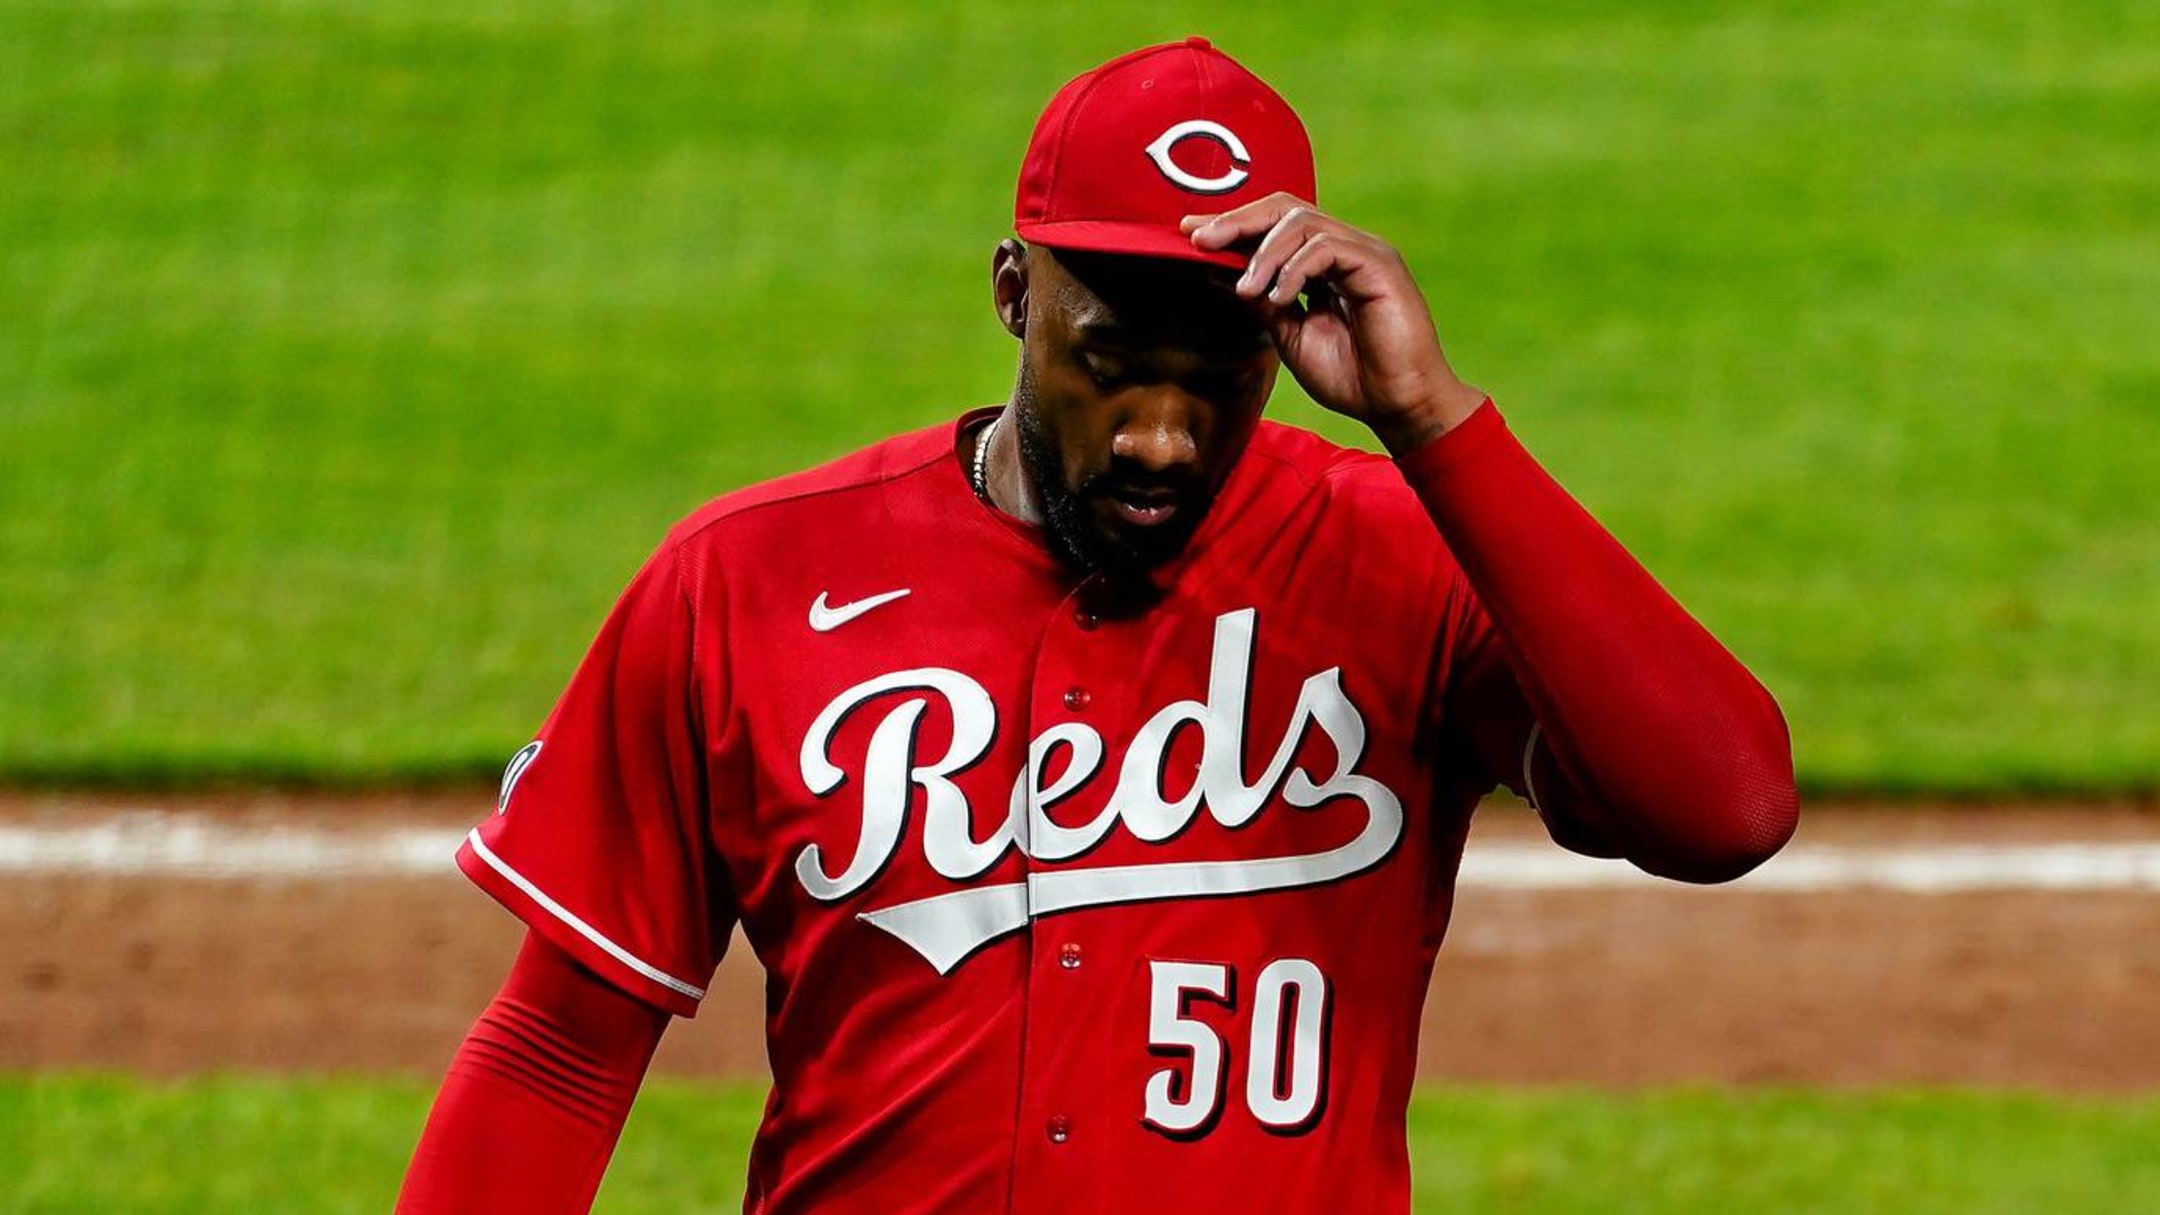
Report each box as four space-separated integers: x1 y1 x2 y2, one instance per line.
1426 572 1537 803
1423 533 1623 860
456 540 731 1018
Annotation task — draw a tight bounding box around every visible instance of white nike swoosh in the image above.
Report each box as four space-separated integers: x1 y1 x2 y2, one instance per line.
809 588 911 633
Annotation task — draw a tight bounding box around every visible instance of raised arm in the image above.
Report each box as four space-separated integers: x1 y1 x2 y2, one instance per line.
1397 402 1798 880
395 932 668 1214
1185 195 1800 881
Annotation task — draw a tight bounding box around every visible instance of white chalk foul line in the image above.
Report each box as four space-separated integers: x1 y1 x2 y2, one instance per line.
1456 843 2160 893
3 813 2159 892
0 814 463 879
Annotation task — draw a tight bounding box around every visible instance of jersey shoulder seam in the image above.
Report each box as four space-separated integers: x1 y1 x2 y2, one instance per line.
665 436 951 551
1241 425 1398 505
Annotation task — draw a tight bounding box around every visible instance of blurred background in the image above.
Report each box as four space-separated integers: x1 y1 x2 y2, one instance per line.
4 1 2156 1211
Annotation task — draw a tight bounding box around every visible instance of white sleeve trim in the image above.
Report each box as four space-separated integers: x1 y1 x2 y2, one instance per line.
1520 721 1544 816
463 828 707 1001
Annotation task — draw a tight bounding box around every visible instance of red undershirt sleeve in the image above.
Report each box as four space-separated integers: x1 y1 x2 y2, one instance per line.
1400 399 1800 882
394 931 669 1215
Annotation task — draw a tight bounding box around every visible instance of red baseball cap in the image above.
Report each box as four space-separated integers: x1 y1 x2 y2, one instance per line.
1015 37 1317 270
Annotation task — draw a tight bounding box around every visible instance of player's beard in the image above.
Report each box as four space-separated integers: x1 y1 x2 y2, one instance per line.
1012 379 1208 580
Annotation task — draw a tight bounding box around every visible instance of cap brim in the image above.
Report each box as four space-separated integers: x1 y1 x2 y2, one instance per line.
1015 219 1248 270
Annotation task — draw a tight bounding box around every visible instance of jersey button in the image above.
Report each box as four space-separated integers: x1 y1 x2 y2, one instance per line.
1063 687 1090 711
1074 608 1100 631
1058 942 1083 969
1047 1114 1072 1144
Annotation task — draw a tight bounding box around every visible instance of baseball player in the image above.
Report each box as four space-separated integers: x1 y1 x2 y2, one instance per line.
397 37 1797 1215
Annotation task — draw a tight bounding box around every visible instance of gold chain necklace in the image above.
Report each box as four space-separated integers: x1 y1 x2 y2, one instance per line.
972 413 1003 502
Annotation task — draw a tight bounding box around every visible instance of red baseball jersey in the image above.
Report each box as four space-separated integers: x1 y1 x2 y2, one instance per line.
458 406 1541 1214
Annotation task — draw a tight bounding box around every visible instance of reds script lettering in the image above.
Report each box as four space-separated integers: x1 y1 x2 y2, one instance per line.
794 608 1404 973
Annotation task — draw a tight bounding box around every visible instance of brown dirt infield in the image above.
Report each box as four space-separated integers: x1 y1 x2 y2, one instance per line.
6 791 2158 1091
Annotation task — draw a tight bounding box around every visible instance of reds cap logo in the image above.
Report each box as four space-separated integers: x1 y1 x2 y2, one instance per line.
1144 119 1252 194
1013 39 1315 268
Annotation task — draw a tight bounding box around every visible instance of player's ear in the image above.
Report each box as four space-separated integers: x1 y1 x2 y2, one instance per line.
992 239 1028 339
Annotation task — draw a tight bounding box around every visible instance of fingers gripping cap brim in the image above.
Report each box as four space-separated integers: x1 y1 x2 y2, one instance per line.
1015 219 1250 270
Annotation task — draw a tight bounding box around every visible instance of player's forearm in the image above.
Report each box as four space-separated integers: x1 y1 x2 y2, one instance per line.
1398 401 1799 882
395 933 667 1214
396 1048 621 1215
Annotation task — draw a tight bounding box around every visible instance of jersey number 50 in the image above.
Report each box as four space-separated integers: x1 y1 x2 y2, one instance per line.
1143 957 1331 1139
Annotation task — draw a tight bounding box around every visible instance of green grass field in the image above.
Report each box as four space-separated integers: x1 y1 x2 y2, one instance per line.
8 1076 2159 1213
4 0 2156 791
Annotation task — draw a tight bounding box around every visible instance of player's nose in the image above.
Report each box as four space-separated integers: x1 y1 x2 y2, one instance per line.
1109 398 1201 473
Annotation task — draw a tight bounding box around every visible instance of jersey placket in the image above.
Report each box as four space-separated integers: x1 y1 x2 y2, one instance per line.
1006 578 1130 1211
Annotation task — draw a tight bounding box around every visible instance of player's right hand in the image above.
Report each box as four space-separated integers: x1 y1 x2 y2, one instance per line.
1181 194 1486 455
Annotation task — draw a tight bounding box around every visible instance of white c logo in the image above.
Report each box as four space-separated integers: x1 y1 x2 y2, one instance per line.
1144 119 1251 195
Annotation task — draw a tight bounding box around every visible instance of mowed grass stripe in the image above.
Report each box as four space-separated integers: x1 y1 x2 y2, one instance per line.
7 1076 2159 1213
3 1 2156 789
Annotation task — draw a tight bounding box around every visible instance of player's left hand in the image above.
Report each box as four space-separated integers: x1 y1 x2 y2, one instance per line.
1182 195 1487 454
